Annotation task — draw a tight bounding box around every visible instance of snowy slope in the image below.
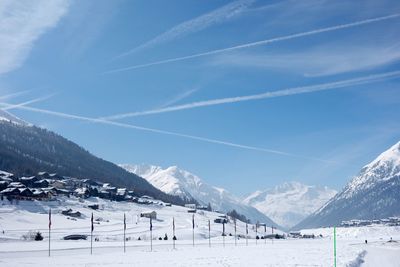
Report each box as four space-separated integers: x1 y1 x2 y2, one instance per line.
0 120 175 202
243 182 337 229
295 141 400 229
121 164 279 226
0 109 28 126
1 197 398 267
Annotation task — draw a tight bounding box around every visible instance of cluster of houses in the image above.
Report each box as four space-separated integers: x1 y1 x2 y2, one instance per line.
183 203 206 213
341 217 400 227
0 170 136 202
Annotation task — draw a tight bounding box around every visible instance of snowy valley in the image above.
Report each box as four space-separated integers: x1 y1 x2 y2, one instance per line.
120 164 278 227
243 182 337 229
1 114 400 266
0 195 399 267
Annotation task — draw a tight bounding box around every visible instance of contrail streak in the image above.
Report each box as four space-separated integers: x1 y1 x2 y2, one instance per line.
0 101 332 163
115 0 255 59
104 13 400 74
0 94 54 111
100 70 400 120
0 90 30 101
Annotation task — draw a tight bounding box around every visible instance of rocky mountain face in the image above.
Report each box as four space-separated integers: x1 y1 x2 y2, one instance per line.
294 141 400 230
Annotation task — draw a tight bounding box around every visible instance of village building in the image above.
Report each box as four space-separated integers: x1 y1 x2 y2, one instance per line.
8 182 25 188
74 187 90 198
33 179 50 188
51 180 67 189
185 204 197 212
37 172 51 179
140 211 157 219
0 187 20 197
48 173 63 180
115 188 127 201
19 176 38 187
0 181 8 191
0 176 13 183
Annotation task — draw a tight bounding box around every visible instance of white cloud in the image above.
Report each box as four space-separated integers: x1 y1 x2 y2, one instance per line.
0 0 70 75
210 42 400 76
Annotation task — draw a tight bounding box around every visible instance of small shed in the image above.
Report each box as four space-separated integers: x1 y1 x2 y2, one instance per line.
115 188 127 201
214 218 228 224
140 211 157 220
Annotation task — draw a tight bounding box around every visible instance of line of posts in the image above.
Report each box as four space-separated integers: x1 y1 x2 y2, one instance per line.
46 210 286 256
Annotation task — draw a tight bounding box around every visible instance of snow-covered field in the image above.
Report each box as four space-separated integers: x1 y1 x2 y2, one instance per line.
0 197 399 266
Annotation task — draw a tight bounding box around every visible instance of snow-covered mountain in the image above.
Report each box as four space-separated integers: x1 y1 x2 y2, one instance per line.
295 141 400 230
0 115 183 204
120 164 199 202
121 164 279 226
243 182 337 229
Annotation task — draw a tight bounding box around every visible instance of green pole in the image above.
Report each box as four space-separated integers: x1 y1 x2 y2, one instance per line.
334 227 337 267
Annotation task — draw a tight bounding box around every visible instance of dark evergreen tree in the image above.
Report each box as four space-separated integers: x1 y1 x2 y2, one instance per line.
207 202 212 211
227 209 249 223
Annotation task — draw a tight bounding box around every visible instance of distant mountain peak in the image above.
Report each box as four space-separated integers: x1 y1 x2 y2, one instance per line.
121 163 279 226
243 182 337 229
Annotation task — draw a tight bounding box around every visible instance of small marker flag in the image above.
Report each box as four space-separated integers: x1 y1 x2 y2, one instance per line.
91 212 94 232
124 213 126 231
150 217 153 231
49 209 51 229
192 214 195 229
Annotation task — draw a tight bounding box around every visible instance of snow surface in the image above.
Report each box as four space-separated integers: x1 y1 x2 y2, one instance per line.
121 164 276 225
243 181 337 229
1 197 399 266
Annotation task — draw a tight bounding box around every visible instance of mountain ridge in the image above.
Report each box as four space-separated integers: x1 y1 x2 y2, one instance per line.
243 181 337 229
294 141 400 230
0 119 187 205
121 163 280 227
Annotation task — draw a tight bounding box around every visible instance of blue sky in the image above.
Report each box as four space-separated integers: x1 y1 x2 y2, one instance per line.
0 0 400 195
